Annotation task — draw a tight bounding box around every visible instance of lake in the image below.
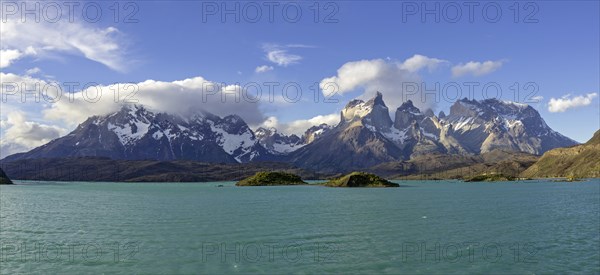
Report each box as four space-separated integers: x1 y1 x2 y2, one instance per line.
1 180 599 274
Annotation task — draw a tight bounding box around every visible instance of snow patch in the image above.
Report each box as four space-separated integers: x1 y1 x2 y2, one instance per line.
381 127 407 143
272 142 305 154
209 121 257 162
108 120 150 145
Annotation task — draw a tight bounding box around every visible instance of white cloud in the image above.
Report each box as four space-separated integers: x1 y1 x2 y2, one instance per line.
255 65 274 73
0 49 26 68
548 93 598 113
451 60 504 77
399 54 448 72
0 18 127 71
262 44 308 67
0 112 67 158
258 113 339 136
319 57 434 111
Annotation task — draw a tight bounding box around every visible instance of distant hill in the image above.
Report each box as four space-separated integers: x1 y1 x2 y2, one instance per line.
521 130 600 178
371 149 539 180
0 157 325 182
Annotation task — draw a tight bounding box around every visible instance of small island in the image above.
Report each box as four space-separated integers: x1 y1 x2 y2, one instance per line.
464 173 515 182
236 171 307 186
324 172 399 188
0 168 13 185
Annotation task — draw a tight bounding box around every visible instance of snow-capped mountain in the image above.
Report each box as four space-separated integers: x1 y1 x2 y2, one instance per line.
3 94 577 172
290 92 578 172
302 124 333 144
3 105 271 163
254 123 333 155
440 98 577 154
255 127 304 155
290 92 407 172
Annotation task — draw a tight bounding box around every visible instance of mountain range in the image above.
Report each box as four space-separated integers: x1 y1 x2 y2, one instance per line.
2 93 578 174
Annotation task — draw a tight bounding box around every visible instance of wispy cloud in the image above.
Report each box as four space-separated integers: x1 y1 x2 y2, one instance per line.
451 60 504 77
548 93 598 113
0 19 128 71
255 65 274 73
262 44 312 67
25 67 42 76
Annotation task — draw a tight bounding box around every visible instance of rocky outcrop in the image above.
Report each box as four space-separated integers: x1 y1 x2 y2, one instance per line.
0 168 13 184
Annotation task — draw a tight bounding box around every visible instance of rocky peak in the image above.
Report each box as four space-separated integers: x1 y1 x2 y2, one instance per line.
340 92 393 131
448 98 484 118
367 91 386 106
394 100 425 130
302 123 332 144
219 115 249 134
255 127 303 155
254 127 276 139
424 109 435 117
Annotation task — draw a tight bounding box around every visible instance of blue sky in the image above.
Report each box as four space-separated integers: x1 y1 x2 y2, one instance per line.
1 0 599 156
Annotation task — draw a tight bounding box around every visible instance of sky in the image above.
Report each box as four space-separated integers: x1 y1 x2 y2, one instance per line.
1 0 599 157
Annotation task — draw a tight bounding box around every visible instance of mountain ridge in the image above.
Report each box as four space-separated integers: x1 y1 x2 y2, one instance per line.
3 94 578 174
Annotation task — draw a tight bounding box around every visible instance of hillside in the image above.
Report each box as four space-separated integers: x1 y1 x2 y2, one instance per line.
0 157 325 182
521 130 600 178
370 150 539 180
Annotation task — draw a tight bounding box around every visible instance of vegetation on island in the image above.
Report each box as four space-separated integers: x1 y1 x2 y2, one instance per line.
324 172 399 187
464 173 516 182
236 171 307 186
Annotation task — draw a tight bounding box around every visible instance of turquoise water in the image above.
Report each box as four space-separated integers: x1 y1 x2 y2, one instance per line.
1 180 599 274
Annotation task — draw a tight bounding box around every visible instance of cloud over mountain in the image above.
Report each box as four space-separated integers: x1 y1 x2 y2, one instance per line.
319 56 440 112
